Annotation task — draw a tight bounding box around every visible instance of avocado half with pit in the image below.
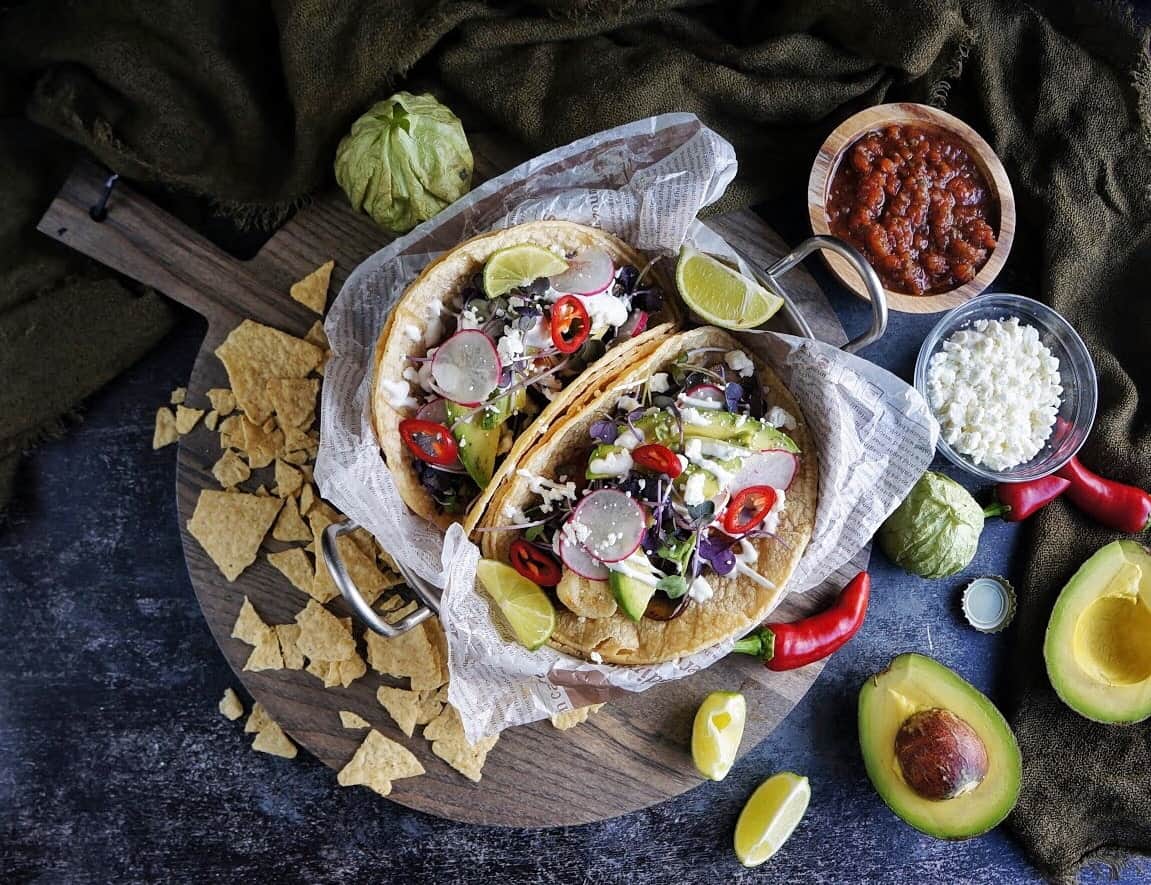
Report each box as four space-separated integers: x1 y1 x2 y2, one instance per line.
1044 540 1151 724
858 653 1021 840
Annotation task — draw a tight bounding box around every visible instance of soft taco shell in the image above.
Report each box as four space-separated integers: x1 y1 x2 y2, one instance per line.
371 220 678 534
479 326 818 665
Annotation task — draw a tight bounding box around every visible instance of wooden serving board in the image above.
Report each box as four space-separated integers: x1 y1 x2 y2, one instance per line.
38 140 851 827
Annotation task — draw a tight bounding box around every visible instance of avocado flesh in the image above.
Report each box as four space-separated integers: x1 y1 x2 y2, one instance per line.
608 549 659 621
445 402 500 487
1044 540 1151 724
681 410 799 454
858 653 1021 840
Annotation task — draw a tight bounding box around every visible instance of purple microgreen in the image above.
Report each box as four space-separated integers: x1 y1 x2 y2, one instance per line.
697 532 737 576
724 382 742 413
590 419 618 444
666 402 684 450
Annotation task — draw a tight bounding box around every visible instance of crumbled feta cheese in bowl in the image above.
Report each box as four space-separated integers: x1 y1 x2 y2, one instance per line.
913 294 1097 482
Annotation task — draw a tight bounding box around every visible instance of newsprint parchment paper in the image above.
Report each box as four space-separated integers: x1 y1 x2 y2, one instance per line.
316 115 939 742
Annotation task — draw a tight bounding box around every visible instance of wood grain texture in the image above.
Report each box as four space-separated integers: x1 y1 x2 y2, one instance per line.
806 102 1016 315
36 147 846 827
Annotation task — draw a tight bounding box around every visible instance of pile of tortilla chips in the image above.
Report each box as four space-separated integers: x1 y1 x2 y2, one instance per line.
165 261 601 798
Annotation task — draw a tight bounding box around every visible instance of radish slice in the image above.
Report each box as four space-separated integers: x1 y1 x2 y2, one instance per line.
679 383 725 409
731 450 799 492
415 399 463 469
556 525 610 581
431 330 501 406
551 248 615 296
619 310 649 339
569 489 645 563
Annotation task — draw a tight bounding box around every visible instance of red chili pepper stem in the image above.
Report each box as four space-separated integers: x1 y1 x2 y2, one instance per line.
732 571 871 671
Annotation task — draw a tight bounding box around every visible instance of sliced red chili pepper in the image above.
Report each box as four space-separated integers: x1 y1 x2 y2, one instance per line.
733 571 870 671
399 419 459 467
509 539 563 586
633 443 682 478
550 295 590 354
721 485 777 535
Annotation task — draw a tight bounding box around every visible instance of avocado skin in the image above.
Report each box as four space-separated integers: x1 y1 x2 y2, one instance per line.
1044 540 1151 724
857 653 1021 840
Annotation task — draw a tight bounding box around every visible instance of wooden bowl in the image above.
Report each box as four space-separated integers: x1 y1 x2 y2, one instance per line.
807 102 1015 314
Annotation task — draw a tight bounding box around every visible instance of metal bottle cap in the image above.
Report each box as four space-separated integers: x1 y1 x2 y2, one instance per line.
961 576 1017 633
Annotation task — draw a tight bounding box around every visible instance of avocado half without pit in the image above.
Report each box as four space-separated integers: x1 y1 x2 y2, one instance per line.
858 653 1021 840
1044 540 1151 724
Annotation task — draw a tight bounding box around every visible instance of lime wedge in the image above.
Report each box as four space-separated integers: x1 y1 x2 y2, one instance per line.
675 246 783 330
733 771 811 867
483 244 569 297
476 559 556 650
691 690 747 781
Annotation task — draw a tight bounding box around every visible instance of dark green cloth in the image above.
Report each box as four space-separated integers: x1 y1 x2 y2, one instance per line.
1 0 1148 878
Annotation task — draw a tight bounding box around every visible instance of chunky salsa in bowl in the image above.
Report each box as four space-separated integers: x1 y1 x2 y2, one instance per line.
808 103 1015 313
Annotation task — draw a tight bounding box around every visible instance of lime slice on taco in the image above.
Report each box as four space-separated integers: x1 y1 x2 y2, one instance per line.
476 559 556 650
483 244 569 297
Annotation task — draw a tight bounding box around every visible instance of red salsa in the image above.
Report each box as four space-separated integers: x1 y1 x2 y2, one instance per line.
827 124 998 296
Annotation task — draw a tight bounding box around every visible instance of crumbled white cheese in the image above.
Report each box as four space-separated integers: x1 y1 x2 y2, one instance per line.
683 471 708 506
590 651 604 664
649 373 671 393
517 469 577 513
379 379 419 410
926 317 1062 471
683 437 737 485
765 406 797 430
615 430 642 450
589 447 633 478
497 326 525 364
501 503 527 523
616 395 642 413
679 406 711 426
424 301 444 344
725 350 755 377
561 519 592 547
402 366 419 383
574 289 628 334
404 324 422 343
688 575 714 604
677 393 724 411
458 306 484 331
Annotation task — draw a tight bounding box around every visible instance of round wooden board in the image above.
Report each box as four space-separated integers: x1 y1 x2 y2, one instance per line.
40 153 852 828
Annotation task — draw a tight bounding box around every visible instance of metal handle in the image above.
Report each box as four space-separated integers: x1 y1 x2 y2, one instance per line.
322 521 441 637
761 235 889 354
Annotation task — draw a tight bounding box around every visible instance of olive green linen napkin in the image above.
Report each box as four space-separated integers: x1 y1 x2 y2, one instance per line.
1 1 1148 877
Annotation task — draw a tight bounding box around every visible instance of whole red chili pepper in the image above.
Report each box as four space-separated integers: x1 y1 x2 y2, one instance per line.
1056 456 1151 533
732 571 870 671
983 475 1071 522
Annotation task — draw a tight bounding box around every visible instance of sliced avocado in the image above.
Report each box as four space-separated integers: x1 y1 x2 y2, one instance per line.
673 465 720 502
632 411 680 446
858 653 1021 840
445 402 500 487
608 549 659 622
681 410 799 453
1044 540 1151 724
480 387 527 430
586 444 632 480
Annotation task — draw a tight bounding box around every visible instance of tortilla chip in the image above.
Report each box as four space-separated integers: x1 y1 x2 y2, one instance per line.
267 548 313 596
175 405 204 434
207 388 236 415
246 702 273 734
215 319 324 424
304 320 329 350
365 621 448 691
275 623 305 670
188 491 283 582
218 414 244 450
281 449 309 465
550 703 605 731
299 484 317 516
340 710 372 730
376 686 422 737
204 409 219 431
231 597 272 646
423 706 498 782
337 652 368 687
153 407 178 449
294 599 356 661
290 260 334 315
281 424 319 461
386 600 420 623
267 378 319 430
218 688 244 721
272 496 312 543
245 634 285 671
211 449 251 489
242 416 284 469
274 459 304 498
312 532 393 607
254 484 271 496
252 720 298 759
415 687 448 726
170 386 186 405
337 729 424 797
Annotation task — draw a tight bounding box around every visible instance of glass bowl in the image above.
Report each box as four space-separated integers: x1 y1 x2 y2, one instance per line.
914 293 1097 483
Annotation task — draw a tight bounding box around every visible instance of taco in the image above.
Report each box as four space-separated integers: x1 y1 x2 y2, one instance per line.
478 326 818 665
372 221 677 532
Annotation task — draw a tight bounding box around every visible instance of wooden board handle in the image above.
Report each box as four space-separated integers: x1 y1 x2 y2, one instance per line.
36 158 318 337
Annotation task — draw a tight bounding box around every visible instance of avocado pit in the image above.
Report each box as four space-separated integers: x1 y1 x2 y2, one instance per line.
893 708 988 801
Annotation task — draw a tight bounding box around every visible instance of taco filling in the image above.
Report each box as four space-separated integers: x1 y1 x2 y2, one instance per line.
384 245 664 516
495 346 801 622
